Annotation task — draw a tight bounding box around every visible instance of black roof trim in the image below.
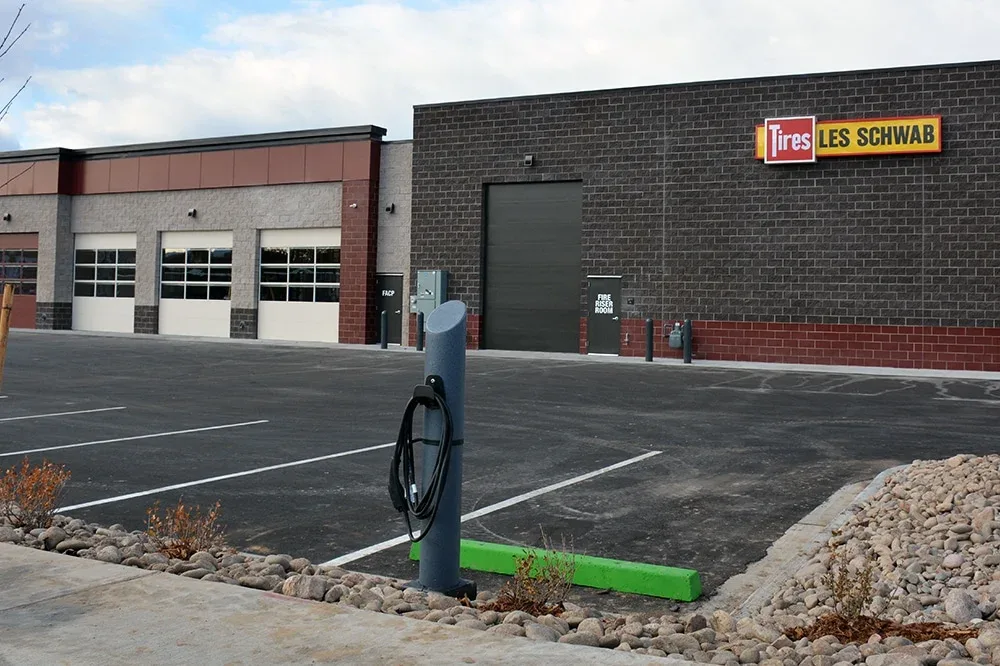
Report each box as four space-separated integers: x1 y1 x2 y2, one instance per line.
0 125 387 162
413 57 1000 109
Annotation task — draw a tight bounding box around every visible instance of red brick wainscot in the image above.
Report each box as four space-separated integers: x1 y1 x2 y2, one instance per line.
612 320 1000 372
408 313 482 349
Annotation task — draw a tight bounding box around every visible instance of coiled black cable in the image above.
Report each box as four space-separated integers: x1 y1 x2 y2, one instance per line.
388 382 454 543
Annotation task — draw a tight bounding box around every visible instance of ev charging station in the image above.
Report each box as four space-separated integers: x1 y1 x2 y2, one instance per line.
388 298 476 598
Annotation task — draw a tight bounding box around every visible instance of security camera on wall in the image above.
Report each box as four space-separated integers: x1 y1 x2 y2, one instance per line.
187 208 197 218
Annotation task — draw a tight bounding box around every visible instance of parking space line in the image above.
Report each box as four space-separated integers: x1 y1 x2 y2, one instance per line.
0 406 126 423
55 441 397 513
320 449 663 567
0 420 269 458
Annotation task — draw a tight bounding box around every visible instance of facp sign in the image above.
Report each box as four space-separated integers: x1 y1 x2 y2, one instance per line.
763 116 816 164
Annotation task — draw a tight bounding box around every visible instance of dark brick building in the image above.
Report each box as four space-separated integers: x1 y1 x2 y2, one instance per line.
409 59 1000 371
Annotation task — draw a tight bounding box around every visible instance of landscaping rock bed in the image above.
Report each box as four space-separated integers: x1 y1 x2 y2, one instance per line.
3 454 1000 664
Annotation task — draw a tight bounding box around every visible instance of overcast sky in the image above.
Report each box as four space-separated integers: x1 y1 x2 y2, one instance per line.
1 0 999 151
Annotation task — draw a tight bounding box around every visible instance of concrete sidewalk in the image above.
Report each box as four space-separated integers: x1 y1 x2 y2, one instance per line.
0 544 687 666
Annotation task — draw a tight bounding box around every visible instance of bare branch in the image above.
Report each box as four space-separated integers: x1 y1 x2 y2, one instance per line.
0 75 30 123
0 4 28 60
0 163 34 191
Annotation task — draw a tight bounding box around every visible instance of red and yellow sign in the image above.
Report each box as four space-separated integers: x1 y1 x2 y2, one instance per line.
755 115 942 160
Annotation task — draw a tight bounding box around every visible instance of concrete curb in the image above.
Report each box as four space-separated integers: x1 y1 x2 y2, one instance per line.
699 463 907 618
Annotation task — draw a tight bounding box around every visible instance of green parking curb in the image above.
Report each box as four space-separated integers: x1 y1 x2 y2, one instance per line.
408 539 701 602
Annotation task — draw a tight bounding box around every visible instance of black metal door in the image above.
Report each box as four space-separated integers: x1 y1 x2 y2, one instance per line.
587 276 621 355
375 274 403 345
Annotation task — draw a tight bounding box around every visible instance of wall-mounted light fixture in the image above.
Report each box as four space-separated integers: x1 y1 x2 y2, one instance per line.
187 208 197 218
349 202 358 209
385 203 395 214
1 213 10 222
523 154 534 167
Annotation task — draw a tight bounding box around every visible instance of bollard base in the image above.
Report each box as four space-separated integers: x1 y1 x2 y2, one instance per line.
403 577 477 600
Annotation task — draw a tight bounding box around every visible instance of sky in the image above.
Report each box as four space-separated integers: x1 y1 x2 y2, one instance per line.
0 0 999 151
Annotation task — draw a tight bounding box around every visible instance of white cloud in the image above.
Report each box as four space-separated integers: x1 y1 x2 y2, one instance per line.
11 0 1000 149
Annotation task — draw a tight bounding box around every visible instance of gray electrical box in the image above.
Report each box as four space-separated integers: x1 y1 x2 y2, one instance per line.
412 269 448 317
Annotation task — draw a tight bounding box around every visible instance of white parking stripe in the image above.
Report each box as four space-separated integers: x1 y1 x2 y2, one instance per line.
320 449 663 567
0 406 126 423
56 441 396 513
0 420 269 458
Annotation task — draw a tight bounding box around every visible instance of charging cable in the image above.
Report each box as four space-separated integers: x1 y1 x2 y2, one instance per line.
388 377 454 543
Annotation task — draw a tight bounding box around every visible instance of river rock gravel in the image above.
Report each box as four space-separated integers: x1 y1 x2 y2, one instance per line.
3 454 1000 664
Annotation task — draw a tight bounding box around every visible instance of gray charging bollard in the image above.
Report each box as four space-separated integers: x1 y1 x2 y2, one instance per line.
416 311 425 352
410 300 475 598
380 311 388 349
645 318 654 362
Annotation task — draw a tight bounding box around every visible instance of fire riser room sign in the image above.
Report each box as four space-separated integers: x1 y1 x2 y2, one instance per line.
755 115 943 164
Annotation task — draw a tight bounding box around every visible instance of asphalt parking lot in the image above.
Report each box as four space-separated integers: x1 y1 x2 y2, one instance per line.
2 330 999 612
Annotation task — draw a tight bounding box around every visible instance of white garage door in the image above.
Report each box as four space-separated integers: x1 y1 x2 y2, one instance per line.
158 230 233 338
72 232 137 333
257 228 341 343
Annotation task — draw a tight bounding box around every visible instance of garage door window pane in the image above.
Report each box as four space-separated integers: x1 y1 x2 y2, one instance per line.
162 249 185 264
261 247 287 264
162 266 184 282
187 249 209 265
117 267 135 281
210 267 231 282
187 267 209 282
211 248 232 264
75 282 95 297
97 250 117 264
118 249 136 265
75 249 95 264
3 266 21 279
2 250 21 263
95 283 115 298
289 267 314 283
20 282 36 296
22 266 37 280
260 285 286 301
209 285 230 300
96 267 116 281
186 285 208 299
316 247 340 264
315 267 339 284
289 286 314 302
75 265 95 280
117 284 135 298
316 287 340 303
161 284 184 299
261 267 287 283
21 250 37 264
290 248 314 264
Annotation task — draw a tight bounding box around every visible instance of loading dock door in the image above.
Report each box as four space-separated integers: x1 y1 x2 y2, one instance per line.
586 276 621 355
483 182 582 353
375 273 403 345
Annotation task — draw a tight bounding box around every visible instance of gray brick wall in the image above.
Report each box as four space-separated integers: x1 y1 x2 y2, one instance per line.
70 183 343 308
378 141 412 341
411 60 1000 328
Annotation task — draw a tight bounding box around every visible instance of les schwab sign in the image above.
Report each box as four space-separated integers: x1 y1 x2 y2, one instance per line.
755 115 942 164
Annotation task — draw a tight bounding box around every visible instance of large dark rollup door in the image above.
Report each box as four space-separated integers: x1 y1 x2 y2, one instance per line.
483 182 582 353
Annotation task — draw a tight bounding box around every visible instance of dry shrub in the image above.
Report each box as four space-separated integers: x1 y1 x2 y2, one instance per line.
787 545 979 643
145 497 227 560
484 528 577 616
823 546 876 619
0 457 71 530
